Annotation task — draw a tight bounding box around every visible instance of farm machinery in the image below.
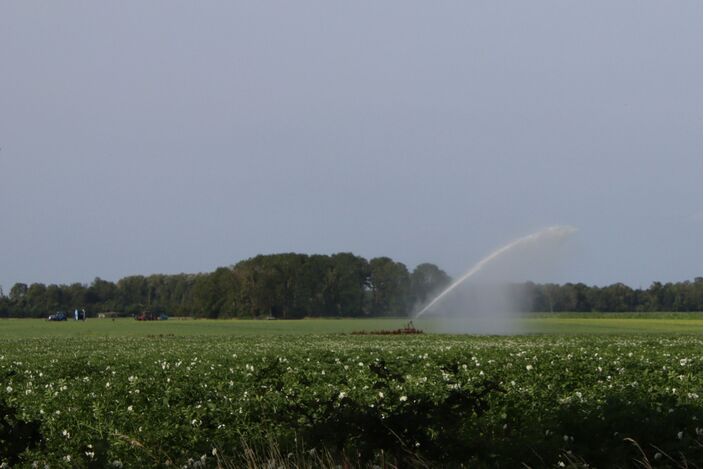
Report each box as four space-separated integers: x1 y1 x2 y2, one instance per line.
135 311 168 321
351 321 423 335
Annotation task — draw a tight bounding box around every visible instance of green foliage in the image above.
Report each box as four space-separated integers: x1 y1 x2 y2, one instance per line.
2 254 701 318
368 257 410 315
526 278 703 314
0 333 700 467
409 262 451 308
0 397 42 464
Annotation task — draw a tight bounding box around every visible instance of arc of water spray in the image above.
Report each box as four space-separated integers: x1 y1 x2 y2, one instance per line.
415 225 577 318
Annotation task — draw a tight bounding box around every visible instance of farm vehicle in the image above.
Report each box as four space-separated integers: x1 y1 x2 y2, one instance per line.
135 311 168 321
47 311 67 321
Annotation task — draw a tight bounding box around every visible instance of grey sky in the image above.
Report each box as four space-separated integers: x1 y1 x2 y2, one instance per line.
1 1 701 291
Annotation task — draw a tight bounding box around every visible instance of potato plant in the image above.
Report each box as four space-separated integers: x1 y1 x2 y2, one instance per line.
0 334 701 467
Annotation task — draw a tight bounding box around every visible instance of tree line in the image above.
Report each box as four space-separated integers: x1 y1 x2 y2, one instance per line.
514 279 701 313
0 253 700 318
0 253 450 318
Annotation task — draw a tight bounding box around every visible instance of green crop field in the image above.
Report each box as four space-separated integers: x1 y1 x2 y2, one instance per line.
0 315 701 467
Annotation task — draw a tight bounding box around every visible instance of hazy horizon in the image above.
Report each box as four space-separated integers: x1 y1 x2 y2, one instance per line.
1 1 701 292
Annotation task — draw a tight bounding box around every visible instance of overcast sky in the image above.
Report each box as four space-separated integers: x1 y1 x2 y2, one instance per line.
1 1 701 291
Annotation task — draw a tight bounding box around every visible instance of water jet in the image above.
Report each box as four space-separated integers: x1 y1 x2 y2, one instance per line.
416 226 576 333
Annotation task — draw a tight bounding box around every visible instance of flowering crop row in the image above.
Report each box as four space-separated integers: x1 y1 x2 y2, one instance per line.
0 334 701 467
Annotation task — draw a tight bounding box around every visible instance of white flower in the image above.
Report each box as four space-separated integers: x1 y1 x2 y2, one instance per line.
677 431 684 440
399 395 408 402
526 365 533 371
338 391 346 399
212 448 218 456
378 392 384 398
62 429 70 439
127 405 133 412
5 386 11 393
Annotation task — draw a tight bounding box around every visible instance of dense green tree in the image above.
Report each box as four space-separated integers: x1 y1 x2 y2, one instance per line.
8 283 28 316
266 254 308 319
116 276 147 313
9 283 28 302
234 255 277 317
293 254 330 315
192 273 221 318
409 263 451 310
687 277 703 310
368 257 410 315
45 284 64 313
0 286 7 317
2 255 701 317
601 283 636 312
64 283 87 311
642 281 664 312
324 253 369 316
210 267 241 318
25 283 48 317
86 277 118 312
231 253 370 318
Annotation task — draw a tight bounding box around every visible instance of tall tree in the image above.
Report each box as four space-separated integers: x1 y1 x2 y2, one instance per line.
116 276 147 313
409 263 451 310
368 257 410 315
86 277 118 312
25 283 48 317
324 253 369 316
9 283 28 316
